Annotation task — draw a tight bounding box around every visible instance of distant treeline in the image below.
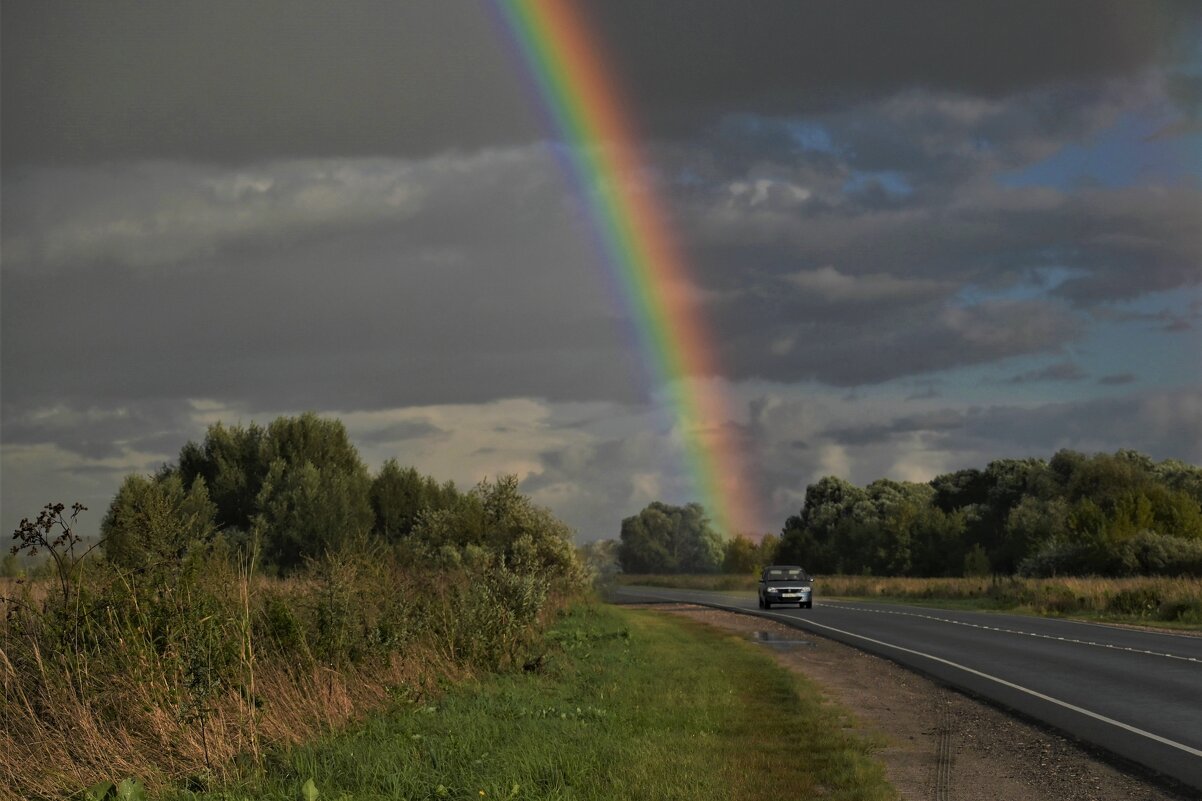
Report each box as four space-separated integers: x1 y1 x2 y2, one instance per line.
613 450 1202 578
95 412 579 578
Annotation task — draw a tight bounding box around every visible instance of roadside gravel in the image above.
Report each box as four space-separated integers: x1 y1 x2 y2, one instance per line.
645 604 1198 801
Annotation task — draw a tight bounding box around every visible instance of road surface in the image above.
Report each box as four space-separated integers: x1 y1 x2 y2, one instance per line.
610 585 1202 792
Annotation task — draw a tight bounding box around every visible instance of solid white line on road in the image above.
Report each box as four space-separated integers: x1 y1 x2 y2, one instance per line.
749 606 1202 759
618 590 1202 759
819 601 1201 663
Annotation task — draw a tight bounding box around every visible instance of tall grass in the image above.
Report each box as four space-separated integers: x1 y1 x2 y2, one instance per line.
614 573 1202 625
1 542 569 798
167 605 896 801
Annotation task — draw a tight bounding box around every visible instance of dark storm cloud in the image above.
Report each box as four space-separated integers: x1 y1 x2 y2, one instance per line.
805 388 1202 463
1 398 200 460
742 386 1202 527
0 151 643 414
825 409 969 447
1004 361 1088 384
588 0 1196 138
4 0 1196 166
668 86 1201 304
716 290 1085 387
2 1 537 166
1098 373 1137 386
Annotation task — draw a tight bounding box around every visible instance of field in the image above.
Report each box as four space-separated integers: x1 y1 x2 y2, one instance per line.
167 604 896 801
612 573 1202 626
0 549 566 798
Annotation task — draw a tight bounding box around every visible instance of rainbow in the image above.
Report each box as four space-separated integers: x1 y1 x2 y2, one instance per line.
493 0 760 536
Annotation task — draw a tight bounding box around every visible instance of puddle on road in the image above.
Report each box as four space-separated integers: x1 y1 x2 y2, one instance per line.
750 631 815 650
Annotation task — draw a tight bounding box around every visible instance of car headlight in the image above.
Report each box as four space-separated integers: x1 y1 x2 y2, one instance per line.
800 586 811 592
767 587 779 593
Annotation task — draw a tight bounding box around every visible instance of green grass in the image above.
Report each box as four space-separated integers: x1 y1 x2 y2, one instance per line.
168 604 896 801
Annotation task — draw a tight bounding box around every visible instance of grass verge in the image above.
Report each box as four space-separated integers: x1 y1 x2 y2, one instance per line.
613 574 1202 628
170 604 896 801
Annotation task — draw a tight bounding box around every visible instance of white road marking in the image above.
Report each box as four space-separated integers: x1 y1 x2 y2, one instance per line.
618 588 1202 767
753 607 1202 760
817 601 1202 663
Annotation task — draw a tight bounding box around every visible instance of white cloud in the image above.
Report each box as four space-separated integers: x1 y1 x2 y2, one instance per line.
785 265 952 304
1 148 565 273
727 177 811 207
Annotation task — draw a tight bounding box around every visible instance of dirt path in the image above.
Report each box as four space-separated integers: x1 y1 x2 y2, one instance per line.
644 604 1198 801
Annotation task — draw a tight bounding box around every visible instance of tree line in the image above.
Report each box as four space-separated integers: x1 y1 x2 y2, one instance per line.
615 450 1202 577
4 414 586 794
95 412 580 580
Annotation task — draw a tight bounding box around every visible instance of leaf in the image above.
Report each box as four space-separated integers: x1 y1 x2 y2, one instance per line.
115 779 147 801
84 780 115 801
301 777 320 801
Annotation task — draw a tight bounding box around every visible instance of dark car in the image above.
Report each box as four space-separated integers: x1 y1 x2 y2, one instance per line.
758 565 813 609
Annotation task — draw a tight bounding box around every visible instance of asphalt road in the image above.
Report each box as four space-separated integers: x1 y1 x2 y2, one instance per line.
610 585 1202 792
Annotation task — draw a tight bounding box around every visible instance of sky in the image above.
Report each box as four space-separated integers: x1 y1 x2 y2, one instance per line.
3 0 1201 543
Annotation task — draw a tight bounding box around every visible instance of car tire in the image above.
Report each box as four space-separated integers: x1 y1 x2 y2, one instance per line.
804 602 812 609
757 596 765 609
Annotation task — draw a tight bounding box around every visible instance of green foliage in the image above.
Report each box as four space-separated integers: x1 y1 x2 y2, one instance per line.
412 475 582 584
722 532 780 573
1 551 23 578
370 459 459 542
101 473 217 570
617 501 724 574
577 537 621 581
722 534 759 573
962 544 991 578
254 459 374 572
83 778 148 801
5 478 586 797
177 413 387 573
252 415 375 571
780 449 1202 578
179 421 268 534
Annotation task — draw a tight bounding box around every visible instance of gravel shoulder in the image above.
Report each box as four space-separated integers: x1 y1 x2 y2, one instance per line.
642 604 1199 801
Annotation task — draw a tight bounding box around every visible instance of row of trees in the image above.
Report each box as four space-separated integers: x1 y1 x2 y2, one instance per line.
614 501 778 574
775 450 1202 577
615 450 1202 577
99 413 580 580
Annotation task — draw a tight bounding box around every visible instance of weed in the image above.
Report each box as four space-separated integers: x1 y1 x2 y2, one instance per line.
2 504 576 798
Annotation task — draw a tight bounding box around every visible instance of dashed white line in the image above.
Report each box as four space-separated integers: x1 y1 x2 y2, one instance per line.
753 608 1202 761
616 588 1202 778
820 601 1202 663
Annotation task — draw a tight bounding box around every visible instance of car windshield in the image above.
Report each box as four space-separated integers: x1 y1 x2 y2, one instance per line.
764 568 808 581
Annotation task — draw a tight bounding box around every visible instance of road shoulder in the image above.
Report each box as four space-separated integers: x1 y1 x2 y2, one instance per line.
645 604 1196 801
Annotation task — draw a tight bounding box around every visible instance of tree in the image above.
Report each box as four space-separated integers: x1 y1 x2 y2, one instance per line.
722 534 759 573
371 459 459 542
1 552 23 578
776 477 868 573
578 538 621 579
101 473 217 570
249 414 374 571
931 468 988 513
909 505 968 576
178 421 267 533
617 502 724 574
412 475 582 583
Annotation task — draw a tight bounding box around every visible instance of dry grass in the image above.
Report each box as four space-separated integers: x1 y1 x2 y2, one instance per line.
0 554 568 798
615 573 1202 625
816 575 1202 622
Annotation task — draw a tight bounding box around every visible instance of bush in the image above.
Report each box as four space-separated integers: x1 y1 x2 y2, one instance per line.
1107 587 1163 617
3 489 584 798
